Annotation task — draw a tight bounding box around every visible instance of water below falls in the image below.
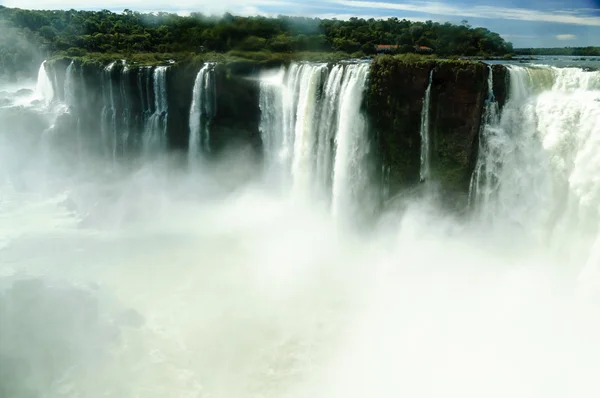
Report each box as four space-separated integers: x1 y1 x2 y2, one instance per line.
1 62 600 398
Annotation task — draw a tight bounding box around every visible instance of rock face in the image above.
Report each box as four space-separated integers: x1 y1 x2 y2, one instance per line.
44 56 504 210
429 62 487 203
368 56 491 209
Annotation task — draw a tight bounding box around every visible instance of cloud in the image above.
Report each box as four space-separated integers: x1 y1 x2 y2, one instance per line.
500 34 537 39
555 34 577 40
333 0 600 26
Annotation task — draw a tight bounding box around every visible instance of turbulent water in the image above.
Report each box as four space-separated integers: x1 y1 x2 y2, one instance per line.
2 60 600 398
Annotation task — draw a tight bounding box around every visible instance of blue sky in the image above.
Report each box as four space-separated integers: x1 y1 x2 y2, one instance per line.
2 0 599 47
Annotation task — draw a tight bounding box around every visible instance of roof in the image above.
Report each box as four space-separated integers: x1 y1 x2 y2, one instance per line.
376 44 399 49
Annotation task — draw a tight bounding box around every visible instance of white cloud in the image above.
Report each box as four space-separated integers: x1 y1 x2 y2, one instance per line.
500 34 537 39
556 34 577 40
333 0 600 26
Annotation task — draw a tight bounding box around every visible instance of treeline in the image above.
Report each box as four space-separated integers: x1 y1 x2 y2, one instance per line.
515 47 600 56
0 5 513 79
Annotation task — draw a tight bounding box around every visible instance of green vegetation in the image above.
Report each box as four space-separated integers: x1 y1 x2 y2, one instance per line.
515 47 600 56
0 5 513 79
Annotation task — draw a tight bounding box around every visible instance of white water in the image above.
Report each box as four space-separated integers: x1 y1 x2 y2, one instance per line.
259 62 371 213
471 65 600 261
290 64 327 199
315 64 344 192
259 66 286 184
35 61 54 105
119 61 131 155
64 61 76 108
188 63 216 161
4 62 600 398
101 62 118 162
469 65 500 207
331 63 370 220
143 66 168 155
419 70 433 182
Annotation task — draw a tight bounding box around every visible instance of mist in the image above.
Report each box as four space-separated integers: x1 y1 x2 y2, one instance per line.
2 55 600 398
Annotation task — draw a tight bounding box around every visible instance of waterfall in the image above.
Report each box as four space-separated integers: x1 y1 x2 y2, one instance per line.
315 64 344 193
469 65 500 207
258 63 328 193
471 65 600 259
290 64 327 198
188 63 216 161
64 61 76 108
331 63 370 219
258 62 371 214
119 61 131 155
64 60 82 161
136 66 152 150
259 66 286 183
35 61 54 105
143 66 168 155
419 70 433 183
100 62 118 162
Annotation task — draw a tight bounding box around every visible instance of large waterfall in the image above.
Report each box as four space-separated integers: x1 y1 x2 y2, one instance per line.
259 62 371 216
7 57 600 398
188 63 216 161
471 65 600 260
330 63 370 219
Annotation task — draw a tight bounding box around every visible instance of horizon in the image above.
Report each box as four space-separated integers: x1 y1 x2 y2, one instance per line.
2 0 600 48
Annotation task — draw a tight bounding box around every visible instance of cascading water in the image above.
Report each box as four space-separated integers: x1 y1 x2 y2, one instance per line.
419 70 433 183
35 61 54 105
258 62 371 213
64 61 76 108
330 63 370 219
259 66 286 183
188 63 216 161
471 65 600 264
290 64 327 199
143 66 168 155
469 65 500 208
119 61 131 155
7 56 600 398
101 62 118 162
315 64 344 193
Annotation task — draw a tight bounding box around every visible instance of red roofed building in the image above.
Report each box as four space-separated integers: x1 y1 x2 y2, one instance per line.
375 44 399 53
415 45 434 53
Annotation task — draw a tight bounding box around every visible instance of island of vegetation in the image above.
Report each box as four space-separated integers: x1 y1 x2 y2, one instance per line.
0 5 517 79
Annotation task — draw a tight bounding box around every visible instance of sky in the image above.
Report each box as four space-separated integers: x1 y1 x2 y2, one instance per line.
1 0 600 47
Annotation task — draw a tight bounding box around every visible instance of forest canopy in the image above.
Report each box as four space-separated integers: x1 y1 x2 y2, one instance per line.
0 5 514 79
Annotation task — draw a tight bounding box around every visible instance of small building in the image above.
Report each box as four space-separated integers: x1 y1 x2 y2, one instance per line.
415 45 434 54
375 44 399 53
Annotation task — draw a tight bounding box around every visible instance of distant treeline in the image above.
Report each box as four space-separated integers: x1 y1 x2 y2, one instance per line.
515 47 600 56
0 5 513 79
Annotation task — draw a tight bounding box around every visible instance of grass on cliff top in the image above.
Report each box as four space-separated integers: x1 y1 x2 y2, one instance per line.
51 48 490 68
51 49 368 67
